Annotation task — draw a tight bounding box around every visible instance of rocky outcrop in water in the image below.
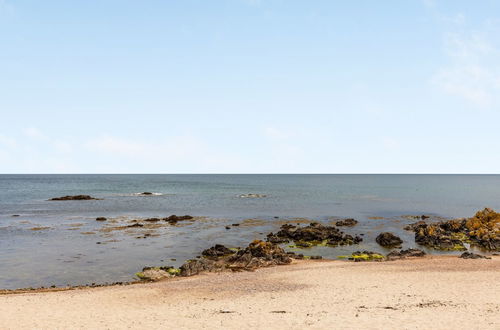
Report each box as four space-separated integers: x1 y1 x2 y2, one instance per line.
164 215 194 224
376 232 403 248
335 218 358 227
238 194 267 198
267 223 362 247
50 195 99 201
405 208 500 251
202 244 235 259
386 248 426 261
96 217 107 221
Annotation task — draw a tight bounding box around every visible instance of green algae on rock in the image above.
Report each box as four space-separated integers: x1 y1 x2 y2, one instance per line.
135 266 181 281
338 251 385 262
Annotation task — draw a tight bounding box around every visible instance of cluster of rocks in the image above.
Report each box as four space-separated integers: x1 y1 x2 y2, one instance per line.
147 215 194 224
179 240 293 277
405 208 500 251
50 195 99 201
266 223 362 247
338 248 426 262
99 215 194 225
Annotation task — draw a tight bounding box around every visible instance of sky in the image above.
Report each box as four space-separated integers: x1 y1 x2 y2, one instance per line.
0 0 499 173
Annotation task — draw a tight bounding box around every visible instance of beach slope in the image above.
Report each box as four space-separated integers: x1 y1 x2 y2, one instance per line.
0 256 499 329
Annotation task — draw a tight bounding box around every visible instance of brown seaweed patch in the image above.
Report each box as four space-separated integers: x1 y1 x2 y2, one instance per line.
368 216 386 220
30 226 51 231
240 218 270 227
80 232 96 235
67 223 84 227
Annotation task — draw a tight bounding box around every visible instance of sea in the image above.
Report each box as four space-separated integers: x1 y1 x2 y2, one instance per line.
1 174 499 289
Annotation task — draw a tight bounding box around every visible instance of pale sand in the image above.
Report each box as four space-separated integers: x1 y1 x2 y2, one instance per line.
0 256 499 330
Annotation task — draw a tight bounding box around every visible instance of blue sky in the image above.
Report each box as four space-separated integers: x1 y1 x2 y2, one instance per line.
1 0 499 173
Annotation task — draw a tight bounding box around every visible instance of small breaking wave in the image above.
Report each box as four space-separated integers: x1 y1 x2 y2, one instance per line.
133 192 164 196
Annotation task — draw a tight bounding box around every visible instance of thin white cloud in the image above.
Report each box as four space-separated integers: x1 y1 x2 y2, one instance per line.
23 127 47 140
263 126 290 140
431 21 500 108
0 134 17 148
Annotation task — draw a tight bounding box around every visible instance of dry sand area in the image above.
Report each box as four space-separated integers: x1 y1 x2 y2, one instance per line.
0 256 499 329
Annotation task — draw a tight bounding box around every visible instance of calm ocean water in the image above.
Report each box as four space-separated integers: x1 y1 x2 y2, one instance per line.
1 174 499 289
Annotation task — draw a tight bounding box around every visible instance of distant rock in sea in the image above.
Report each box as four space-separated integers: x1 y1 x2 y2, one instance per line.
238 194 267 198
50 195 99 201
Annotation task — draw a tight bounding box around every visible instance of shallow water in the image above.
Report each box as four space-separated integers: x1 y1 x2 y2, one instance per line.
1 174 499 289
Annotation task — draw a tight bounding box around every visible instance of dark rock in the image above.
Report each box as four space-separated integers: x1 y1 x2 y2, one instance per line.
386 248 426 260
127 223 144 228
239 194 266 198
141 192 153 195
225 226 231 230
310 255 323 260
335 218 358 226
231 223 240 227
180 258 220 277
12 214 20 217
202 244 235 259
267 222 362 247
459 252 491 259
144 218 160 222
163 215 194 224
376 232 403 248
50 195 99 201
227 240 292 269
96 217 107 221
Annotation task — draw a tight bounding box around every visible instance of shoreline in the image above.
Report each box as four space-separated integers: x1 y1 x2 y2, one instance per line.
1 256 499 329
0 254 495 295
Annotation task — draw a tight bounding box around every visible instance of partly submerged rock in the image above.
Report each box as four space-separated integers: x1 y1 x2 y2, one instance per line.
96 217 107 221
335 218 358 227
406 208 500 251
163 215 194 224
459 252 491 259
376 232 403 248
239 194 267 198
143 218 161 222
267 222 362 247
50 195 99 201
386 248 426 261
202 244 235 259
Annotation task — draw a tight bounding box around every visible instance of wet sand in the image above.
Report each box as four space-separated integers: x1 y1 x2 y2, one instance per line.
0 256 499 329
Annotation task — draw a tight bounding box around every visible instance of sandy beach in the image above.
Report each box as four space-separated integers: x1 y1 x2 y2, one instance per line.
0 256 498 329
